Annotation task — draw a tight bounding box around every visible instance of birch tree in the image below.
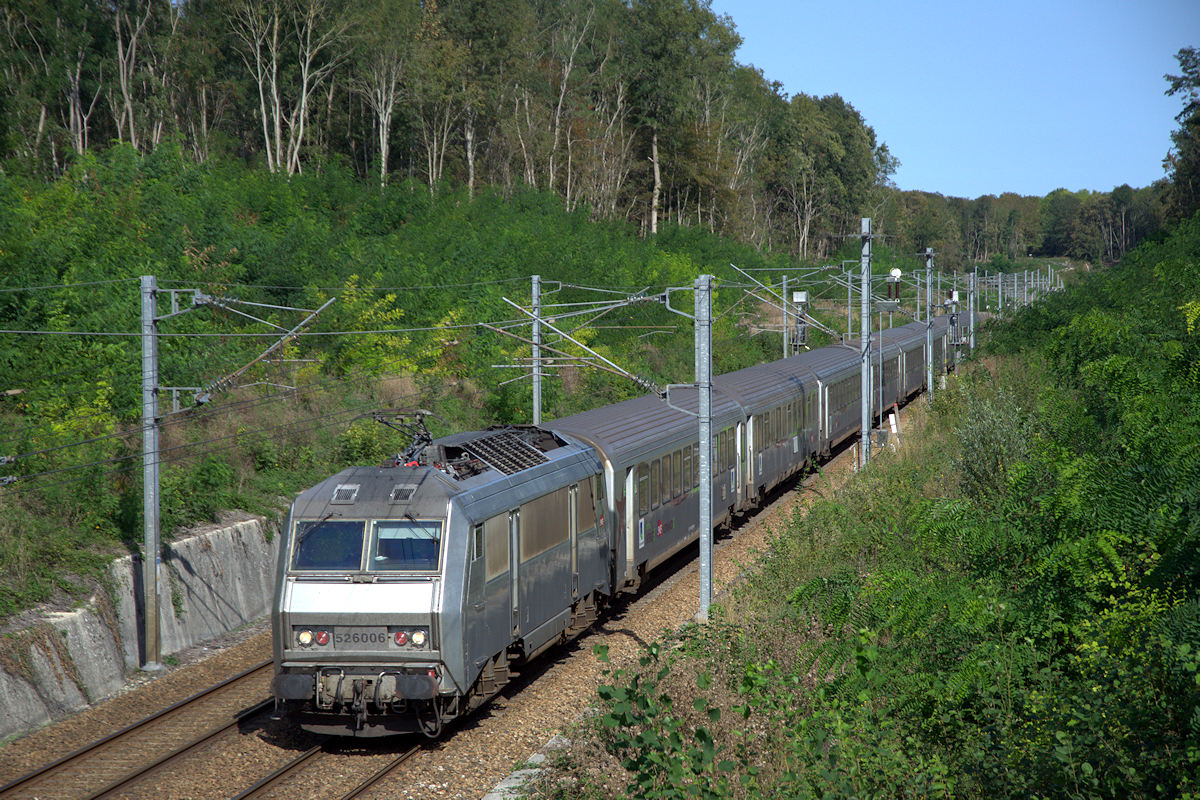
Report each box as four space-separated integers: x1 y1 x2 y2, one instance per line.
407 0 466 190
227 0 349 174
350 0 418 187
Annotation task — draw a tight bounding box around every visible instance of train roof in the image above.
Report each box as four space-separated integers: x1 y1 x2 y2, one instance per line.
713 356 817 409
291 465 459 521
290 425 602 521
548 386 743 468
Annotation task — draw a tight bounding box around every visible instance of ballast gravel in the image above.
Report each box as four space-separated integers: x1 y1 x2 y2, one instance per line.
0 430 881 799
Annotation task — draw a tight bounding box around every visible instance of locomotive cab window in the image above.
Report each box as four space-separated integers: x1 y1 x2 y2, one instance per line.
291 519 365 571
368 519 442 572
472 523 485 563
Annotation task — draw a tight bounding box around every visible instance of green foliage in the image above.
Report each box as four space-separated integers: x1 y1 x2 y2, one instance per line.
593 642 736 800
0 146 796 623
540 216 1200 799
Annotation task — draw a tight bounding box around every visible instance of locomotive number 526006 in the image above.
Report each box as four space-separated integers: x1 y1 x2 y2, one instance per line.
334 628 388 645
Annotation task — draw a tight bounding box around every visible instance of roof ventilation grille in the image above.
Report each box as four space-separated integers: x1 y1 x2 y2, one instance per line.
331 483 360 504
462 430 549 475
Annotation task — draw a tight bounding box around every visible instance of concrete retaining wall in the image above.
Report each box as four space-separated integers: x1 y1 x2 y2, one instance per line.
0 514 279 742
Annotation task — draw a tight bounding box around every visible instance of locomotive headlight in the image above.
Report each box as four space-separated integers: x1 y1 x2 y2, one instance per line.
297 630 314 646
411 630 427 647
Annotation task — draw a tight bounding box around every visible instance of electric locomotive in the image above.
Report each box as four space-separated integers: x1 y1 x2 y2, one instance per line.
270 425 607 737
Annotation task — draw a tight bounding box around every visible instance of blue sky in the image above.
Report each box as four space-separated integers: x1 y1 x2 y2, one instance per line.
708 0 1200 200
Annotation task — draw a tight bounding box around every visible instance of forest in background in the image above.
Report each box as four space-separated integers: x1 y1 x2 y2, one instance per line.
2 0 1187 268
0 0 1197 672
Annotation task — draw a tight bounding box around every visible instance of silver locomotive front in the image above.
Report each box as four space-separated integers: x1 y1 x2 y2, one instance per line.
271 467 459 737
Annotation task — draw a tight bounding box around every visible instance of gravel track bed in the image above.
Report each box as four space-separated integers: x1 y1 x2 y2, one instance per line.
0 427 878 799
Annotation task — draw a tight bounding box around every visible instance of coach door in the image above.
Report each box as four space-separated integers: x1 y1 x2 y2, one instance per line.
738 421 749 504
624 465 640 586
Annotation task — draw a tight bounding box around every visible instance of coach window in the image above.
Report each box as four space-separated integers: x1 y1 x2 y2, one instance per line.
650 459 660 509
637 463 650 515
576 479 596 534
595 475 607 524
660 457 671 506
682 446 692 492
672 450 682 498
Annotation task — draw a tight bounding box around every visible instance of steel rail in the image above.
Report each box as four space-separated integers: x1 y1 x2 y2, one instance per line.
0 659 273 796
86 699 273 800
231 741 329 799
340 743 423 800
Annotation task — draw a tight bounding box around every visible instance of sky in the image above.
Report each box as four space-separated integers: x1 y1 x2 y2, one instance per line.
707 0 1200 200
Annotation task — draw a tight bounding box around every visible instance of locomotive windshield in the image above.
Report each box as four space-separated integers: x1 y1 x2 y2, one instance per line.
368 520 442 572
292 519 364 570
289 517 442 572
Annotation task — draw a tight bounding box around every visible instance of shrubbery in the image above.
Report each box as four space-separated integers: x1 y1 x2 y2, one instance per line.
0 147 816 622
534 214 1200 798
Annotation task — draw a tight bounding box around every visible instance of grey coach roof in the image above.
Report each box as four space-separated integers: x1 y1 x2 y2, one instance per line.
549 387 743 468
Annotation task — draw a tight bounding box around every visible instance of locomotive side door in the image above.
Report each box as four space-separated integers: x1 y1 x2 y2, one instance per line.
509 509 520 635
468 512 515 665
569 484 579 598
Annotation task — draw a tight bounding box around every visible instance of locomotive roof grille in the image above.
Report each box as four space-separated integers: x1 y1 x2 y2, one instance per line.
391 485 417 503
330 483 360 504
460 429 550 475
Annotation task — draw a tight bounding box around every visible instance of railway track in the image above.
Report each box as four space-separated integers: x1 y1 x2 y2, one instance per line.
233 740 423 800
0 660 273 800
0 436 870 800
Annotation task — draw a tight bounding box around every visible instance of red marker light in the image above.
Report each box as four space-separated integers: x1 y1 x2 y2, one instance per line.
315 630 330 646
395 631 408 646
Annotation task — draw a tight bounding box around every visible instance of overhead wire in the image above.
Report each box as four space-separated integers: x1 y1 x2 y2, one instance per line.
0 278 140 294
0 281 711 473
0 308 517 465
156 275 533 292
0 349 256 447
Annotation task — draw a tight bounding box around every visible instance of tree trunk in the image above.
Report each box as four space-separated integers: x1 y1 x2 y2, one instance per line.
650 129 660 235
465 112 476 199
